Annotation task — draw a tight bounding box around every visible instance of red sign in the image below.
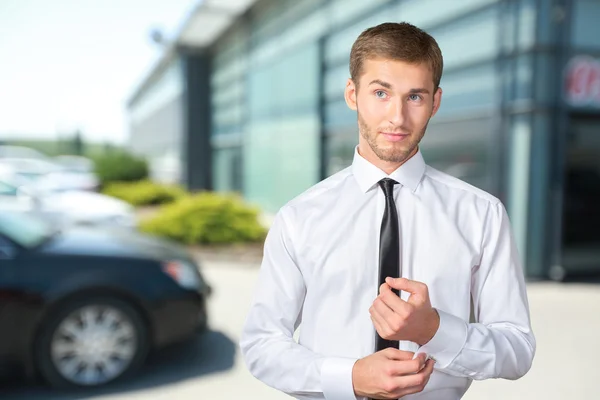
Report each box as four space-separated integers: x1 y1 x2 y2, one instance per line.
565 56 600 107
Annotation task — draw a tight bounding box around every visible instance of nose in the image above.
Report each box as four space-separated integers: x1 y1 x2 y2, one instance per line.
388 97 406 127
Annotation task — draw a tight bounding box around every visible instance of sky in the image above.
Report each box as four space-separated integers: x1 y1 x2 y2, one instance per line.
0 0 196 144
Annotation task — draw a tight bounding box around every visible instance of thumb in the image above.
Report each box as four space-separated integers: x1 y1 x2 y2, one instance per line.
385 277 424 295
382 348 416 361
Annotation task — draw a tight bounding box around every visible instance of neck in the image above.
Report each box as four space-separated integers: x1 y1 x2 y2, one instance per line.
357 143 418 175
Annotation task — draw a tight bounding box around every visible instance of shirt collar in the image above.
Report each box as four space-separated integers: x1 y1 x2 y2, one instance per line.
351 146 426 193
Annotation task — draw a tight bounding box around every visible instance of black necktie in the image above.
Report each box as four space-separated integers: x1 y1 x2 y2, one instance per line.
376 178 400 352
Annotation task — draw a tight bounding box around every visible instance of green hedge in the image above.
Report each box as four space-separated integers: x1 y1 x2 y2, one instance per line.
139 192 267 245
94 151 148 185
103 180 185 207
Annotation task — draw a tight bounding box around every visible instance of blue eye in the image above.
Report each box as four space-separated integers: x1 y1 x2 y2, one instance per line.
409 94 422 101
375 90 387 99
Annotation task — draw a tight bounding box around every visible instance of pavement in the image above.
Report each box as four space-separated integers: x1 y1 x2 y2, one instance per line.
2 260 599 399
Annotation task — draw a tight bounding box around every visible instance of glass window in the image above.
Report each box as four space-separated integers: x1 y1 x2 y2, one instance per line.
324 99 356 128
212 56 247 88
249 43 319 120
244 115 320 213
325 129 358 176
517 0 536 51
213 146 243 193
324 4 397 66
500 0 517 54
431 6 500 69
562 116 600 273
420 117 495 192
251 0 326 49
277 8 328 53
211 79 244 109
571 0 600 50
515 54 534 101
129 58 183 125
533 53 556 104
328 0 393 29
213 102 244 132
398 0 498 29
324 63 349 101
436 62 498 117
242 41 321 212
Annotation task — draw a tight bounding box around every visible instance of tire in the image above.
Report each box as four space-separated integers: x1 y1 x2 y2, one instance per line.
35 296 149 389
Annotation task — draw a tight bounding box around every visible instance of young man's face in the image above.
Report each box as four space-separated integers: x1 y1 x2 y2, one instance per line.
345 58 442 165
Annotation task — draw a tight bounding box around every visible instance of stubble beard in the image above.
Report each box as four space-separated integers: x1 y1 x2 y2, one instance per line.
357 109 428 164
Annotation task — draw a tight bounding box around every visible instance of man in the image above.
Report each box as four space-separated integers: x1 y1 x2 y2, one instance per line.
240 22 535 400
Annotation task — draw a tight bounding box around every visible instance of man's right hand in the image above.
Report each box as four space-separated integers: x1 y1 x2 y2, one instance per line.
352 348 434 399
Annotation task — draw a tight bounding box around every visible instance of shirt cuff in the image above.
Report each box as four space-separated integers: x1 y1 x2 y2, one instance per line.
321 357 358 400
416 309 468 369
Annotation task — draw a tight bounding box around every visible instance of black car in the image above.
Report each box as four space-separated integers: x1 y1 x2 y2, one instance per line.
0 212 211 388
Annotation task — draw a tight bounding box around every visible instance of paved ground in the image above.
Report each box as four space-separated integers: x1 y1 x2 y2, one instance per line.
2 261 599 399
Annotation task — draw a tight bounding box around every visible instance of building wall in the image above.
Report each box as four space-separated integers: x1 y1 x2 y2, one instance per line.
129 58 185 184
210 0 510 214
129 0 600 278
207 0 589 278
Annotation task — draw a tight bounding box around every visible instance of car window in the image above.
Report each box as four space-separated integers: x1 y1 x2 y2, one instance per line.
0 181 17 196
0 213 54 248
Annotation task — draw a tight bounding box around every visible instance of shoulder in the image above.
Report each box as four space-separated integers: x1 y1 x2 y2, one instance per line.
276 166 353 222
423 165 502 207
285 166 352 209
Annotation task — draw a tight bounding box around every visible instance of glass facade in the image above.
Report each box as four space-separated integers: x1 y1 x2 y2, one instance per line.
126 0 599 279
129 58 185 184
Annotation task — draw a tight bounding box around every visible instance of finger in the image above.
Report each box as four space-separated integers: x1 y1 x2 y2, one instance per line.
369 312 386 338
389 356 427 376
423 359 435 375
372 298 404 338
373 295 397 319
385 277 428 296
379 284 411 315
381 348 416 361
421 359 435 384
370 305 394 338
391 359 434 397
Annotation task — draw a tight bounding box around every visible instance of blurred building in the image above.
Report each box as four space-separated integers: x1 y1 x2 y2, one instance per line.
127 0 600 280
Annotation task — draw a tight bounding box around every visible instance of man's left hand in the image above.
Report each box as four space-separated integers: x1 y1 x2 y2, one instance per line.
369 277 440 346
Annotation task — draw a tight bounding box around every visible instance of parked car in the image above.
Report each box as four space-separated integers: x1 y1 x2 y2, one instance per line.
0 145 49 160
0 146 99 192
0 212 211 388
0 157 99 192
0 166 135 230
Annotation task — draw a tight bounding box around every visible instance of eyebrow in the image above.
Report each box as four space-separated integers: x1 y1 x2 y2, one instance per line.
368 80 431 95
368 79 393 89
409 88 431 95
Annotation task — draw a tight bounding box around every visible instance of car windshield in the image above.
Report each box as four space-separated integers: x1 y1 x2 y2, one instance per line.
0 212 56 248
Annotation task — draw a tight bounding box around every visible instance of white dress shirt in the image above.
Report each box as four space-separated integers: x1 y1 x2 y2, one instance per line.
240 148 536 400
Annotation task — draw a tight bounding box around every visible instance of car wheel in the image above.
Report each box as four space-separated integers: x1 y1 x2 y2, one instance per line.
36 296 149 388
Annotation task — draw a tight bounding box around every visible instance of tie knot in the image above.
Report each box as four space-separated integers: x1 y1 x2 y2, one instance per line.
378 178 398 198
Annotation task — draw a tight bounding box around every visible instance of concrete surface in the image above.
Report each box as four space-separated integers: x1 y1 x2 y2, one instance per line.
2 261 599 399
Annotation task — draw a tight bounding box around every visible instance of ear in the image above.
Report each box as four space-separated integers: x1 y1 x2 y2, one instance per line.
431 87 443 118
344 78 358 111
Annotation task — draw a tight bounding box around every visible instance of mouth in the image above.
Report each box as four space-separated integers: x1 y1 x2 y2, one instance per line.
379 132 409 142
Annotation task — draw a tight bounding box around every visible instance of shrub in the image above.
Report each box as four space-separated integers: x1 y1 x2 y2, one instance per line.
139 192 267 245
94 151 148 185
102 180 186 207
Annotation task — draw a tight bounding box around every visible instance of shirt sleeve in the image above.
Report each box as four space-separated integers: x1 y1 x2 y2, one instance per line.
240 207 359 399
416 201 536 380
